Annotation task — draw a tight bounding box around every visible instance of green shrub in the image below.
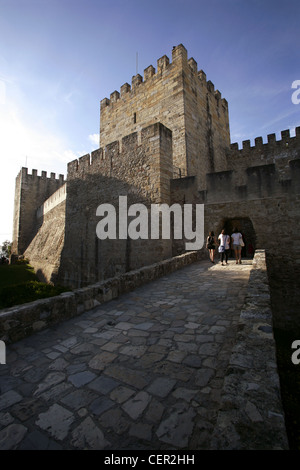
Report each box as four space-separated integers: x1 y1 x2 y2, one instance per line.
0 280 69 309
15 258 30 265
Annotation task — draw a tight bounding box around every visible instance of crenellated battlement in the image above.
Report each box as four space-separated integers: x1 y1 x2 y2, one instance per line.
21 167 65 182
100 44 230 180
100 44 227 112
67 123 173 205
230 127 300 152
199 156 300 205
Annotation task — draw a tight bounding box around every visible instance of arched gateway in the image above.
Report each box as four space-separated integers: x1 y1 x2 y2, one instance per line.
216 217 256 259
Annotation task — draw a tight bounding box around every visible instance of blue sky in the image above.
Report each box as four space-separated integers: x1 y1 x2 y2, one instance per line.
0 0 299 242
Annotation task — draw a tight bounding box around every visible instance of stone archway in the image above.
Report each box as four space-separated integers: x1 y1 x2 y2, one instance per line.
216 216 256 259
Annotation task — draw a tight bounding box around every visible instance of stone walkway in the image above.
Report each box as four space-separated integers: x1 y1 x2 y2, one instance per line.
0 259 252 450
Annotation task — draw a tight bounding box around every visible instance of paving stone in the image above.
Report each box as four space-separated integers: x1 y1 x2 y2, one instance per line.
68 371 97 387
88 376 119 394
156 403 196 448
196 334 214 343
195 368 215 387
10 398 45 422
110 386 136 404
0 423 28 450
172 387 198 402
59 337 78 349
167 350 187 363
0 390 23 411
33 372 66 396
0 376 22 394
99 408 130 434
114 322 133 331
127 329 149 337
0 412 14 427
101 342 121 352
49 358 69 371
119 345 148 358
39 382 73 402
53 344 68 353
122 391 151 420
70 343 97 355
176 342 198 353
71 417 110 449
147 377 177 398
89 397 115 416
36 404 74 441
89 352 117 370
198 342 220 356
105 365 149 389
145 399 165 423
129 422 152 441
19 430 63 450
133 322 154 331
60 389 98 410
153 361 192 382
23 367 47 383
138 352 165 368
46 352 61 360
182 355 202 368
66 363 87 374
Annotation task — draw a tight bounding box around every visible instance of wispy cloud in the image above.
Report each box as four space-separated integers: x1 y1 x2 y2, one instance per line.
88 133 100 147
0 93 85 240
261 107 300 131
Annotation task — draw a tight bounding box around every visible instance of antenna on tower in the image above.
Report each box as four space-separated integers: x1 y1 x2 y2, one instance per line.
136 52 138 75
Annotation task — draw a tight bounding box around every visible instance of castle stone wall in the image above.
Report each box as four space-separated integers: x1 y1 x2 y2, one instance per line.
100 44 230 188
12 168 65 256
170 147 300 331
57 122 174 288
36 183 66 218
24 199 66 284
227 127 300 185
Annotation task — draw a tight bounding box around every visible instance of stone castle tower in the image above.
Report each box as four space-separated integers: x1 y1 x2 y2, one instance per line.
100 44 230 187
11 45 300 329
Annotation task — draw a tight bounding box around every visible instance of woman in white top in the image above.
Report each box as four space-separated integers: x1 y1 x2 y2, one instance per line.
231 227 243 264
218 229 230 265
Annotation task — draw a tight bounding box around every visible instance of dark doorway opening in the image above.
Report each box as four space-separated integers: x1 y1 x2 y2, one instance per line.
216 217 256 259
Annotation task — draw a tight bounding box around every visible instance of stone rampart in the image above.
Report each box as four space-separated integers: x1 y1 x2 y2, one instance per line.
24 199 66 284
12 168 65 256
100 44 230 185
0 250 204 344
58 122 174 288
227 127 300 183
212 249 289 449
36 183 67 218
201 155 300 203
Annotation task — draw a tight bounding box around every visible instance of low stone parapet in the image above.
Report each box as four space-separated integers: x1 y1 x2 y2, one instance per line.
0 250 205 344
211 249 289 449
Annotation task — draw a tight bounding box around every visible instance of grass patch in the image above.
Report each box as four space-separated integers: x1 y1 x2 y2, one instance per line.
0 263 70 309
0 263 37 288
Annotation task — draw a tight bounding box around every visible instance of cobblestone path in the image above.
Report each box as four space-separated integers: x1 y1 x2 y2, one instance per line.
0 259 252 450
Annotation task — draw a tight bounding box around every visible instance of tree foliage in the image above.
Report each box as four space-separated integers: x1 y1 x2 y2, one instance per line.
1 240 11 258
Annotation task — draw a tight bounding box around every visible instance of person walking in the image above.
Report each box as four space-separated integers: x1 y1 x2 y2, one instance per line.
218 229 230 266
231 227 243 264
206 231 217 263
